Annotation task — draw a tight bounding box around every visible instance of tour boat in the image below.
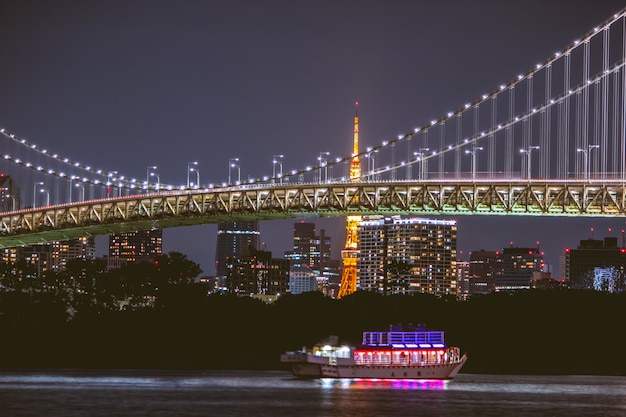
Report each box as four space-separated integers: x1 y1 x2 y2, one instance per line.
280 324 467 379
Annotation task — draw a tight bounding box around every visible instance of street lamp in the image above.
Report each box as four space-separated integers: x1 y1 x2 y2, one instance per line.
190 167 200 188
365 148 378 181
414 148 430 180
107 171 118 197
6 194 17 211
187 161 198 188
228 158 240 185
577 144 599 181
465 147 483 179
272 154 284 183
150 172 161 191
520 146 540 179
75 183 85 201
39 188 50 206
318 151 330 182
68 175 78 202
146 166 157 192
33 181 44 208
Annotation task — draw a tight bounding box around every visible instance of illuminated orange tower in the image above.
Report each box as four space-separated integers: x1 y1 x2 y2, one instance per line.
337 102 362 298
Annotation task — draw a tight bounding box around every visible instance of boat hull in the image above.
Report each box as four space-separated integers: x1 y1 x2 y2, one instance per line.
321 354 467 379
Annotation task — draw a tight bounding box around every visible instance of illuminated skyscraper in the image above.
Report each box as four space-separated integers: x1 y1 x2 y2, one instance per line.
0 174 20 212
50 237 96 270
494 246 544 291
108 229 162 263
215 220 260 286
357 215 457 296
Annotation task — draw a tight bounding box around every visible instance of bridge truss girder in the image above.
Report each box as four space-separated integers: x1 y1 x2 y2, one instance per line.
1 180 625 248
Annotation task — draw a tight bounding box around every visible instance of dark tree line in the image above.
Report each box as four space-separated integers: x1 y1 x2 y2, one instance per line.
1 260 625 375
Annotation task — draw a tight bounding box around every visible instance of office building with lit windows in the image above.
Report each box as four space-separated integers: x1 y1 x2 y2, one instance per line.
108 229 162 263
215 220 260 288
0 174 20 212
357 215 457 297
494 246 544 291
565 236 626 292
226 245 289 297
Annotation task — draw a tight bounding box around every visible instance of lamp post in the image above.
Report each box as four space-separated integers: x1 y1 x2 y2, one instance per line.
107 171 118 197
68 175 77 202
520 146 540 179
146 166 157 192
465 147 483 179
228 158 240 185
75 183 85 201
272 154 284 183
150 172 161 191
187 161 198 188
33 181 44 208
365 148 378 181
318 152 330 182
6 194 17 211
39 188 50 206
414 148 430 180
577 144 599 181
190 167 200 188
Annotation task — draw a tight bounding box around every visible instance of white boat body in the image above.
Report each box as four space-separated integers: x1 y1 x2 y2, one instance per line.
281 327 467 380
320 354 467 379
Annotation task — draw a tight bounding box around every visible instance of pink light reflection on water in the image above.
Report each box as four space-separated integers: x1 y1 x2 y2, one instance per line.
320 378 448 390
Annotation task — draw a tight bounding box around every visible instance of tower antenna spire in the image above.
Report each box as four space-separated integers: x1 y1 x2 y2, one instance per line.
338 102 363 298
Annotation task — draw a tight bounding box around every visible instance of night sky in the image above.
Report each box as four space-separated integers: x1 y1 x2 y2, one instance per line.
1 1 624 277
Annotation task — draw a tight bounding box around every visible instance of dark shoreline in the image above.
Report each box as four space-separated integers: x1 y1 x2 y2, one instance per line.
1 290 624 376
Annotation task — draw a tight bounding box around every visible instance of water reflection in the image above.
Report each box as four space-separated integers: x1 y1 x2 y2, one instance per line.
320 377 448 390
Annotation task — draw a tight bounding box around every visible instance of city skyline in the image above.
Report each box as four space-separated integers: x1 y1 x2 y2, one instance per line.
1 1 623 276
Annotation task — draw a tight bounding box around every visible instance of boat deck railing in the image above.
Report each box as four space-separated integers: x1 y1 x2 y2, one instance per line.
363 331 445 347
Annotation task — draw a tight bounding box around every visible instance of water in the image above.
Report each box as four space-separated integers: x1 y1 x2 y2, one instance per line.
0 370 625 417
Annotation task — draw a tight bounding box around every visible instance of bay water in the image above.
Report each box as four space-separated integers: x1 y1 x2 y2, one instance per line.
1 370 624 417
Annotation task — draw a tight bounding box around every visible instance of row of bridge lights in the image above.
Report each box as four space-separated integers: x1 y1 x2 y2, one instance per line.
22 140 604 209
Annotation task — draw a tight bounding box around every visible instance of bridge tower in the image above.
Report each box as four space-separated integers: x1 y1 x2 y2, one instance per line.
337 102 361 298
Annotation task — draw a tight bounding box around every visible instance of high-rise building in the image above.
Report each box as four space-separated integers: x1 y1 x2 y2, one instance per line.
49 237 96 270
494 246 544 291
286 221 338 296
215 220 260 287
466 250 498 295
565 236 626 292
108 229 162 263
3 237 97 278
0 174 20 212
226 245 289 297
288 221 333 272
289 264 317 294
357 215 457 297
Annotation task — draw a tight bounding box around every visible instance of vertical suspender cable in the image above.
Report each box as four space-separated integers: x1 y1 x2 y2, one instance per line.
506 86 514 177
489 96 496 176
455 114 462 176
